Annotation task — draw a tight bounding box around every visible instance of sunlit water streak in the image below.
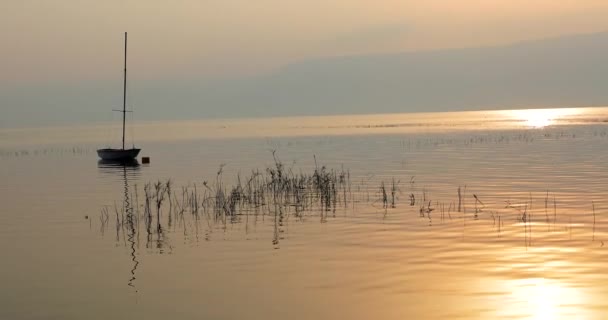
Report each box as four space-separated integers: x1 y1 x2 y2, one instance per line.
1 107 608 319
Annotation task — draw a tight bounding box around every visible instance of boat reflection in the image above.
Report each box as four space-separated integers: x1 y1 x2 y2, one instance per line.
98 158 140 292
97 158 141 169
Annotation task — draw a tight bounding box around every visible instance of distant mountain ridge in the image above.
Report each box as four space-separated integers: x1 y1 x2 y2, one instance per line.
3 31 608 127
200 32 608 115
190 31 608 118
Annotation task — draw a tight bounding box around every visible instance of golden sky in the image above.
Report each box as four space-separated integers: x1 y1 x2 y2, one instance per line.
3 0 608 83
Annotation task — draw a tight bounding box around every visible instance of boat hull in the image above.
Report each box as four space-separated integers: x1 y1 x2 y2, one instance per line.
97 148 141 161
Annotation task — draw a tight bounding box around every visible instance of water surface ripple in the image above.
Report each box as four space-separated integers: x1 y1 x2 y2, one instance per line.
1 108 608 319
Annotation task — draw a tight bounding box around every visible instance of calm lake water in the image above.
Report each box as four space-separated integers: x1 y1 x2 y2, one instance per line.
2 107 608 319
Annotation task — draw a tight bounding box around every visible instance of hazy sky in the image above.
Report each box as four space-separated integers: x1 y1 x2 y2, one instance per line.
2 1 608 127
4 0 608 84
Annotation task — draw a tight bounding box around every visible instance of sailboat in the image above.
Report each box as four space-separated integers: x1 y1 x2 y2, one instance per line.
97 32 141 161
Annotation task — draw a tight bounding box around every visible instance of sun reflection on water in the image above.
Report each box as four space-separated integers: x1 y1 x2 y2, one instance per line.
507 108 581 128
496 277 586 320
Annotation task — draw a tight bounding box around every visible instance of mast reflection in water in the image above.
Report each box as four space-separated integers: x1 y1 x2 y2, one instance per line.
98 159 141 292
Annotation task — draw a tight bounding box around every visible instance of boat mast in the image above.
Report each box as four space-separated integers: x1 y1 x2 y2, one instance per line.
122 32 127 150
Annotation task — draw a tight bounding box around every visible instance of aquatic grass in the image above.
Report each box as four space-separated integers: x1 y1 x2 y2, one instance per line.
457 186 462 213
473 194 484 219
100 206 110 235
592 201 596 241
551 193 557 231
104 155 359 247
545 191 550 231
97 155 603 252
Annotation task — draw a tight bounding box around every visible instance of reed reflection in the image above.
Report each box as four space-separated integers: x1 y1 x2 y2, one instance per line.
94 157 356 251
93 152 608 254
